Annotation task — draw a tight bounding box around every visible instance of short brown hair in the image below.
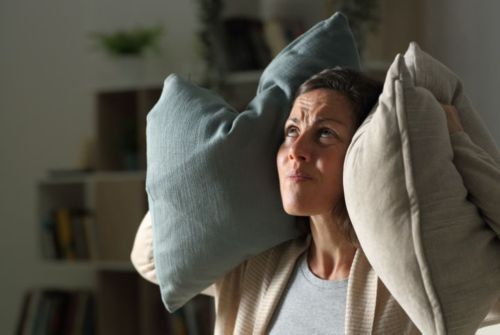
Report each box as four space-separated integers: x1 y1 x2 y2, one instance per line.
296 67 382 129
295 67 382 247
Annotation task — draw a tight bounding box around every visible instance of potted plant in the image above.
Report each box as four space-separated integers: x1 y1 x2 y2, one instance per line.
91 25 164 58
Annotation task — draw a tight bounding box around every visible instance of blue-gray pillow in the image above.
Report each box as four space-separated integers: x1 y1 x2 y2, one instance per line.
146 12 360 312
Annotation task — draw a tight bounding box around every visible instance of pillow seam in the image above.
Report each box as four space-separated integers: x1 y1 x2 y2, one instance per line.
394 77 446 334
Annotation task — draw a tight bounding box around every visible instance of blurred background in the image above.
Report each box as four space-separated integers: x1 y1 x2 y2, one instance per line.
1 0 499 334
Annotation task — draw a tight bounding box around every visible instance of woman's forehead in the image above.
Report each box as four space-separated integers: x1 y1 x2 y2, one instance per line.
289 89 354 124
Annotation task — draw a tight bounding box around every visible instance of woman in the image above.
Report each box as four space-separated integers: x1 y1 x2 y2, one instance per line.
131 67 470 334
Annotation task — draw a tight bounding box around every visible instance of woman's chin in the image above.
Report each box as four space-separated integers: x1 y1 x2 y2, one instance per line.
283 204 316 217
283 199 335 217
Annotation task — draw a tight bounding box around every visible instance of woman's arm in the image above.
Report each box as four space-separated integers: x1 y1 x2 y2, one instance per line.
441 105 500 329
450 131 500 237
442 105 500 237
130 211 216 297
130 211 159 284
481 298 500 328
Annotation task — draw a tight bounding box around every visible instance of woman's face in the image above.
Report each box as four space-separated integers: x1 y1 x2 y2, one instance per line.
277 88 357 216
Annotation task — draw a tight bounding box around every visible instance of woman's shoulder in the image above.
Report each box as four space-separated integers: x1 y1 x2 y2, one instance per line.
215 234 310 293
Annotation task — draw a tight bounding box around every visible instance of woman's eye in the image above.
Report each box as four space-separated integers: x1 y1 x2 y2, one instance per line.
285 126 299 137
319 128 337 138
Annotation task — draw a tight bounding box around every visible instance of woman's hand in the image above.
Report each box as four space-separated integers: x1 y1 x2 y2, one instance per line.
441 104 464 134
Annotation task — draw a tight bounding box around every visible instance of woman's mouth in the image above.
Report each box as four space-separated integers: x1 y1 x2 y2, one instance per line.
287 172 313 182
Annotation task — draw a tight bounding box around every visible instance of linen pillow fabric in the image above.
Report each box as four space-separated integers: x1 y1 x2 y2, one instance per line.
403 42 500 165
146 12 360 312
404 42 500 238
343 53 500 334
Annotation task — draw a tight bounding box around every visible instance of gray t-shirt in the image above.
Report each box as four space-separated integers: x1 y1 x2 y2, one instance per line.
268 251 348 335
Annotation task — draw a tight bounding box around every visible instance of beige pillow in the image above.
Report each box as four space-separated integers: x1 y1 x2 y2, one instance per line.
343 50 500 334
404 42 500 165
404 42 500 239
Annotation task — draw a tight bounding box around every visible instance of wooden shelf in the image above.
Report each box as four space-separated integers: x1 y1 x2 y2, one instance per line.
40 260 136 272
37 174 147 262
40 171 146 185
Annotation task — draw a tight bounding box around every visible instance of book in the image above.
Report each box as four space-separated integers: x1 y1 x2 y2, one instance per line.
82 293 96 335
55 208 77 260
16 289 96 335
45 290 70 334
31 291 52 334
45 207 95 260
40 217 59 259
72 291 95 335
15 290 33 335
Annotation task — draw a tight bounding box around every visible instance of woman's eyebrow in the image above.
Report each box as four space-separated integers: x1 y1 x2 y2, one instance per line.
315 117 347 127
286 116 347 127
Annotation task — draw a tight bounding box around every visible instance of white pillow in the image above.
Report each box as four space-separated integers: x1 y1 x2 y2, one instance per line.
344 48 500 334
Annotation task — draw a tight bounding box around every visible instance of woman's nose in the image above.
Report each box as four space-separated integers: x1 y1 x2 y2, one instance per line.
289 135 310 162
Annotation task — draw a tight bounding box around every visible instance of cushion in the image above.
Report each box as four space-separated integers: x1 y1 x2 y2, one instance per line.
404 42 500 239
404 42 500 165
146 12 360 312
343 44 500 334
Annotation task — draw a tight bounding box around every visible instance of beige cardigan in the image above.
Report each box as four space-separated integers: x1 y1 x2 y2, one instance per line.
131 214 500 334
212 233 419 334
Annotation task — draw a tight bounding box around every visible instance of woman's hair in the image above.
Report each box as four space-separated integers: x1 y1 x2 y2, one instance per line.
296 66 383 129
295 67 383 248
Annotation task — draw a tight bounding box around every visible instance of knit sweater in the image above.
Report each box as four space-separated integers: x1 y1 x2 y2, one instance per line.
132 129 500 334
131 214 500 334
212 233 421 334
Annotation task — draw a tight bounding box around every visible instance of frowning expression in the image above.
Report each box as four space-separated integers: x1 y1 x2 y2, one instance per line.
276 89 357 216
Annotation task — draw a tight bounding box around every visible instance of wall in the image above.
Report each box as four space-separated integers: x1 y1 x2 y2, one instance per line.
0 1 201 332
420 0 500 146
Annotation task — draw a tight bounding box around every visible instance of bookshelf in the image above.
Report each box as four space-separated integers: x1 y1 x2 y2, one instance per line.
21 86 217 334
16 288 95 334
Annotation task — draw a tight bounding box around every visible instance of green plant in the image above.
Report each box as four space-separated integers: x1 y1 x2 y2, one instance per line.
91 25 164 57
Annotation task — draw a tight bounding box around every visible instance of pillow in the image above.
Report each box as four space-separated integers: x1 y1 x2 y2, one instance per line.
404 42 500 238
343 46 500 334
404 42 500 165
146 12 360 312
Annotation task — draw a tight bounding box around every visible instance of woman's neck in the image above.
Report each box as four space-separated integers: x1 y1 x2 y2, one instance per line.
307 213 357 281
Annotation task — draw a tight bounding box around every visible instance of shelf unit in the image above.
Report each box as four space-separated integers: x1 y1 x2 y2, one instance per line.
25 86 217 334
37 171 147 262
